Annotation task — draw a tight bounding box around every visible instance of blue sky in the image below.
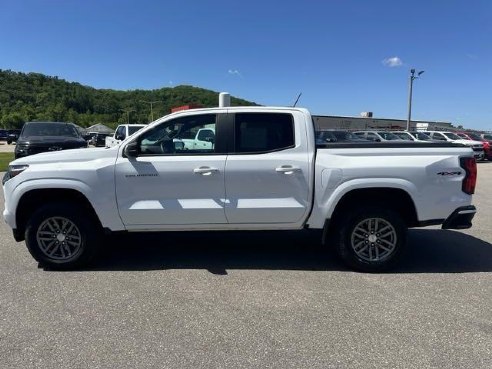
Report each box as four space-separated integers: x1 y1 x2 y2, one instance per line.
1 0 491 129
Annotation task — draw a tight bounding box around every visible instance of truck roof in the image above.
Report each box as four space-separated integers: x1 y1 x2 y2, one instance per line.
163 106 310 118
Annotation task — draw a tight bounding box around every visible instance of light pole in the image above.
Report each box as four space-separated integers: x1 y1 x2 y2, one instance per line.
406 68 425 131
141 100 162 122
120 108 135 124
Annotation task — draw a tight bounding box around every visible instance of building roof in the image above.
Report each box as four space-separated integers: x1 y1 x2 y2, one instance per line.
85 123 114 134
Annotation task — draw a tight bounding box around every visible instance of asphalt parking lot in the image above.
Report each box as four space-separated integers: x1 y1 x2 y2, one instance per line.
1 164 491 369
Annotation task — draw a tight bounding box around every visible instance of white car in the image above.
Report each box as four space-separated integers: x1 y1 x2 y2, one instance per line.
353 131 403 142
3 107 477 272
424 131 484 160
392 131 435 142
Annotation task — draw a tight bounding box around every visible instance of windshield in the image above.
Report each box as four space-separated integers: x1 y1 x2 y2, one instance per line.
316 131 363 142
394 132 412 140
410 132 432 141
331 131 360 140
466 133 482 141
377 132 400 140
21 123 80 138
443 132 461 140
316 131 336 142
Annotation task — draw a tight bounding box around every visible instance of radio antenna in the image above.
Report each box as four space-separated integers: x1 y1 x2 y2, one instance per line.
292 92 302 107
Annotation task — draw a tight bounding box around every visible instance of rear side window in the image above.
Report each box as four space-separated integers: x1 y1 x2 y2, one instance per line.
234 113 294 153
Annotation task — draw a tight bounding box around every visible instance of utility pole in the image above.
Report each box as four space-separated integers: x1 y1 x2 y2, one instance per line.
406 68 425 131
141 100 162 122
120 108 135 124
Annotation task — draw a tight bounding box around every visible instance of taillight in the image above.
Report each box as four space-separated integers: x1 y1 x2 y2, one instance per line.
460 157 477 195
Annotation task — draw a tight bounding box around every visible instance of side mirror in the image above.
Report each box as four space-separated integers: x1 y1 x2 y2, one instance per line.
205 136 215 144
375 138 381 142
124 141 139 158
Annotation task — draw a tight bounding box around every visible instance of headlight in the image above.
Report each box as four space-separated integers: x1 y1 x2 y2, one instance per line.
3 164 29 184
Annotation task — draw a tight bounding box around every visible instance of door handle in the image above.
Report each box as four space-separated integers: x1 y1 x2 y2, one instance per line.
275 165 301 174
193 166 219 175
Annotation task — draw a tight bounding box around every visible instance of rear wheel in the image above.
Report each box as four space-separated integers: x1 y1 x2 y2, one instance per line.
25 204 101 269
335 207 407 272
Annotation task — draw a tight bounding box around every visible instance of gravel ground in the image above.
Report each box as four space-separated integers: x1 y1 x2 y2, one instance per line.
0 163 491 369
0 142 15 153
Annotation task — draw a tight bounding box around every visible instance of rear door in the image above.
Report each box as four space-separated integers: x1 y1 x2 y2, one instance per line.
224 111 311 226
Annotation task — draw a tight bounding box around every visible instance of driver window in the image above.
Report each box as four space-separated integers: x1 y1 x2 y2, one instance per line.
138 114 217 155
116 126 126 140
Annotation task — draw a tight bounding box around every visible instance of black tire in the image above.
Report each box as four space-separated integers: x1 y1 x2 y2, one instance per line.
335 206 407 272
25 203 101 270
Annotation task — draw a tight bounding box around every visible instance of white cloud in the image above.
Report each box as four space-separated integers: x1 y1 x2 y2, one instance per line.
466 53 478 60
382 56 403 67
228 69 242 77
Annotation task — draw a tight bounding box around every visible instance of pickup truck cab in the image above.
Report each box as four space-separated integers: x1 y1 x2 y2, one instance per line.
3 107 477 272
105 124 146 148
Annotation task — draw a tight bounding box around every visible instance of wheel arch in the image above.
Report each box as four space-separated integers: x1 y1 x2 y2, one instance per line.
328 187 418 229
15 188 103 241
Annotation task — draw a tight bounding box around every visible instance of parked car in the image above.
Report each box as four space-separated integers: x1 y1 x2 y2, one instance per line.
392 131 435 142
0 129 8 142
90 132 113 147
424 131 484 160
455 132 491 160
316 130 369 144
353 131 403 142
84 131 98 143
14 122 87 159
3 106 477 272
481 133 492 141
6 129 21 144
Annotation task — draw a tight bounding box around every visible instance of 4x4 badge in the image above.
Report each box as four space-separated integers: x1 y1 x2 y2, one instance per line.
437 171 461 176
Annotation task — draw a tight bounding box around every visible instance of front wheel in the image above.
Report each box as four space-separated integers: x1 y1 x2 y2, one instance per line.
25 204 101 270
336 207 407 272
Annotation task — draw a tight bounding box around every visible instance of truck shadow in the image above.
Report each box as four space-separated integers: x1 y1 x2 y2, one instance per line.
85 229 492 274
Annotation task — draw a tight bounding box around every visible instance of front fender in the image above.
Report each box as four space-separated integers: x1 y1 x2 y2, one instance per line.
4 178 124 231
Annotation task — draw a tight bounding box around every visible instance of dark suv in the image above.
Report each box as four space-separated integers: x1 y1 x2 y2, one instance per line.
15 122 87 159
6 129 21 144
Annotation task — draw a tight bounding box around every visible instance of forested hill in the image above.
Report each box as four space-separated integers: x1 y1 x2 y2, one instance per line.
0 70 257 129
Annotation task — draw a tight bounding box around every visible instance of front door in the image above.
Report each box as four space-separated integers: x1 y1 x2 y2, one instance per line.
115 113 228 226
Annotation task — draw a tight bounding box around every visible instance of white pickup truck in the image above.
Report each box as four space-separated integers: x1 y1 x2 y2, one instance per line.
2 107 477 271
180 127 215 150
105 124 146 148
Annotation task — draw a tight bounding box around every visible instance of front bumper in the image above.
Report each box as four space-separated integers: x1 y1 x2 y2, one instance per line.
442 205 476 230
472 149 484 160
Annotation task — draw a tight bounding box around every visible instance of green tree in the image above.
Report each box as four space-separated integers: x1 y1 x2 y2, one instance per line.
0 69 257 128
1 112 24 129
